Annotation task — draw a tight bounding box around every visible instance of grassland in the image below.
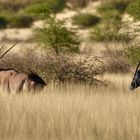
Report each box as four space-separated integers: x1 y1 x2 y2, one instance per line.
0 73 139 140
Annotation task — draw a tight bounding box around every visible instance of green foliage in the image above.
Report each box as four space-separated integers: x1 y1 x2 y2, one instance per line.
67 0 90 8
97 2 115 15
111 0 130 12
127 0 140 20
72 13 100 27
34 17 80 54
0 0 66 27
0 16 7 29
0 0 48 12
97 0 129 14
90 23 130 42
7 15 33 28
90 10 130 42
90 0 131 42
97 0 123 22
24 0 66 18
124 45 140 64
24 3 50 18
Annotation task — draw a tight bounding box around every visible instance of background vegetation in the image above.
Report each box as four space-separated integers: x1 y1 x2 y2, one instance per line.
72 13 100 27
127 0 140 20
0 0 139 77
90 0 130 42
0 0 139 76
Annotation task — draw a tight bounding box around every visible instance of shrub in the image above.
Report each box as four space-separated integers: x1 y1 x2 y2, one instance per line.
90 0 131 42
34 17 80 54
7 15 33 28
67 0 90 8
0 0 42 12
127 0 140 20
67 0 99 8
72 13 100 27
97 2 115 15
24 3 50 18
97 0 129 14
90 23 131 42
97 1 123 23
25 0 66 18
111 0 130 12
0 49 107 86
0 16 8 29
47 0 66 13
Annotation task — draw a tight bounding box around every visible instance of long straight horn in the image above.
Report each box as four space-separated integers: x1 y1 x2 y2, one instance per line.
133 61 140 80
0 41 6 52
0 42 18 59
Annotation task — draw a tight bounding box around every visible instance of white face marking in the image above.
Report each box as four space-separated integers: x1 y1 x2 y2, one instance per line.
129 85 134 91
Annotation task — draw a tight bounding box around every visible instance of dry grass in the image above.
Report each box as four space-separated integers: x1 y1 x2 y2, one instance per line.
0 74 139 140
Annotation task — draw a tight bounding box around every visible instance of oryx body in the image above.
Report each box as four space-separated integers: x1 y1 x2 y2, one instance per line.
0 69 46 93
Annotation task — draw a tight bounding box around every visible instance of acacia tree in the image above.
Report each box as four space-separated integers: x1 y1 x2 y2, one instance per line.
34 17 80 55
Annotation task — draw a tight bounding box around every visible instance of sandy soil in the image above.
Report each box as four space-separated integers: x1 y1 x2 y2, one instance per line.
0 28 33 42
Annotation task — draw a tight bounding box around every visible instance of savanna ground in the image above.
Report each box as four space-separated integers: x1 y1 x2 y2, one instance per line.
0 0 140 140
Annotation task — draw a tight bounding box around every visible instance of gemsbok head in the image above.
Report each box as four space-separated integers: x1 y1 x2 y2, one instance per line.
0 43 46 93
130 61 140 90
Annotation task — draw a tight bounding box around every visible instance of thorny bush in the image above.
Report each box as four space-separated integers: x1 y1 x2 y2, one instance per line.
0 48 107 86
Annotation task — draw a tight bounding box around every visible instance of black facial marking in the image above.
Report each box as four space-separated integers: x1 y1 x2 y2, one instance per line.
28 73 46 86
130 70 140 90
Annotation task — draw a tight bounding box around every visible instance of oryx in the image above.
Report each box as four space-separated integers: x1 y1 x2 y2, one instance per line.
0 43 46 93
130 61 140 90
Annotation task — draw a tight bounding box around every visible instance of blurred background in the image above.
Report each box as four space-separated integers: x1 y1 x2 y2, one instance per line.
0 0 139 84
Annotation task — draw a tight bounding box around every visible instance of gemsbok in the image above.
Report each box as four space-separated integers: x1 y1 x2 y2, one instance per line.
130 61 140 90
0 43 46 93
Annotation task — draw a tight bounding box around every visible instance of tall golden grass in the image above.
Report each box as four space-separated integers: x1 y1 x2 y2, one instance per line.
0 73 139 140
